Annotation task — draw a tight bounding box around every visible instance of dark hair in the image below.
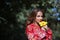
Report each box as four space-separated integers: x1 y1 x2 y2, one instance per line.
26 8 45 25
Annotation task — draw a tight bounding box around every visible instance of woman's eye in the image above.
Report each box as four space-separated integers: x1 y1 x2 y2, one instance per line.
41 16 43 17
37 16 40 17
37 15 43 17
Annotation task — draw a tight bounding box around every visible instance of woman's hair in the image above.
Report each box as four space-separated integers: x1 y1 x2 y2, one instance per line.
26 8 45 25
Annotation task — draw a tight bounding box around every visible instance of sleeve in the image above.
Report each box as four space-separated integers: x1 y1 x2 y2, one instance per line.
46 28 52 40
25 25 46 40
25 25 36 40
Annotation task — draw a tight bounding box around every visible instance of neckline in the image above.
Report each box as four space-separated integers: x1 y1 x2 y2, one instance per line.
32 22 41 28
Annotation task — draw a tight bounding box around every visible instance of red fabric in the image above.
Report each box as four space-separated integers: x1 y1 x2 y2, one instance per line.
25 23 52 40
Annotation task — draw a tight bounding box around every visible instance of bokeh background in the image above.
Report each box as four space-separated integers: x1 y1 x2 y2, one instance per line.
0 0 60 40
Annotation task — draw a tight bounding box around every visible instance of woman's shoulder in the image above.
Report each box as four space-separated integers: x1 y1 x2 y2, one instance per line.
26 23 35 31
26 23 35 28
27 23 35 26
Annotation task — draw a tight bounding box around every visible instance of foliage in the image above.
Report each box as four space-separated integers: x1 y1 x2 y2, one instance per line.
0 0 60 40
16 0 60 40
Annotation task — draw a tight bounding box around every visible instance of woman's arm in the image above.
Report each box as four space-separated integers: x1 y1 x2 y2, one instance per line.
26 25 47 40
42 25 52 40
25 25 37 40
46 28 52 40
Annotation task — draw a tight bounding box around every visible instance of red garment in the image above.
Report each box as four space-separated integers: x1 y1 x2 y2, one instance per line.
25 23 52 40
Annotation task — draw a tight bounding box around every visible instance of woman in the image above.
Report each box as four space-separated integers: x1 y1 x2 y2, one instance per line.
25 8 52 40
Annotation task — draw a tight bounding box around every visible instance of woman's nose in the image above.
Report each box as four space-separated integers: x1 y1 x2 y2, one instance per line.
40 17 43 19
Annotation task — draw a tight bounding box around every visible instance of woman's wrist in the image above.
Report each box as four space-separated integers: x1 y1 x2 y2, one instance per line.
42 25 49 31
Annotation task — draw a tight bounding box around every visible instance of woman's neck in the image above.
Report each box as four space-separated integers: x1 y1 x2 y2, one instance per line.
33 21 40 27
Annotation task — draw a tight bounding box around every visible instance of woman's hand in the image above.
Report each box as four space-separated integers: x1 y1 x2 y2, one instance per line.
42 25 48 31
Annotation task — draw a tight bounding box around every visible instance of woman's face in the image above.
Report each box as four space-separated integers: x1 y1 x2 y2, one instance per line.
35 11 43 23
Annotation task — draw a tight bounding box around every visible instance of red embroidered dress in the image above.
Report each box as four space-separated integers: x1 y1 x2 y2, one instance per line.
25 23 52 40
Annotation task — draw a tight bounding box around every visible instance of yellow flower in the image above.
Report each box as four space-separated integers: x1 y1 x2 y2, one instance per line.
39 21 47 27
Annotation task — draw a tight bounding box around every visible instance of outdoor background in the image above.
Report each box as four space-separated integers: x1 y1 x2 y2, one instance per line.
0 0 60 40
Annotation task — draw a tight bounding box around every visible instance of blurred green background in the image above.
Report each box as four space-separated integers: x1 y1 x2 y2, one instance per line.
0 0 60 40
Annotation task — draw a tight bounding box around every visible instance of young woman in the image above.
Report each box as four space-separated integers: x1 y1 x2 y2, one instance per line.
25 8 52 40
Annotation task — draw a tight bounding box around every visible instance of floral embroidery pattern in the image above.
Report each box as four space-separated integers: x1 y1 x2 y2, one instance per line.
26 23 52 40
